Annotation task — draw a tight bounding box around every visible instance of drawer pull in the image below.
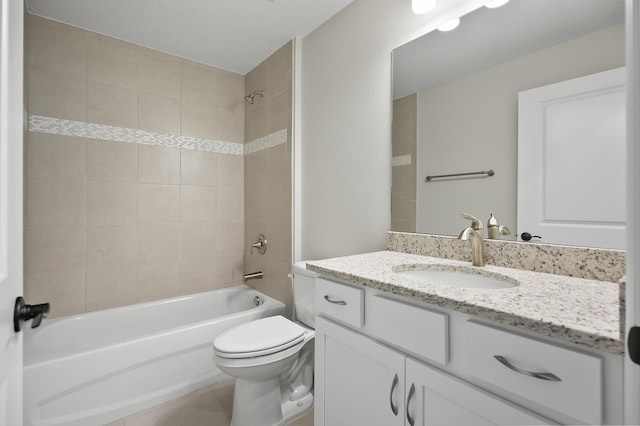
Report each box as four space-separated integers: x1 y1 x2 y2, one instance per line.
494 355 562 382
389 374 399 416
406 383 416 426
324 295 347 305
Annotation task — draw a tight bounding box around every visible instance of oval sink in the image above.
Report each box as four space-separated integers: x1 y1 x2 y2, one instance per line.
393 266 518 290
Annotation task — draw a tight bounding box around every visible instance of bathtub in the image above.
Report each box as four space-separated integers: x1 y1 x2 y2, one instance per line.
23 285 285 426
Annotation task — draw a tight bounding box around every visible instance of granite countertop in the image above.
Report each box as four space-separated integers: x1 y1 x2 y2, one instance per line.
306 250 623 355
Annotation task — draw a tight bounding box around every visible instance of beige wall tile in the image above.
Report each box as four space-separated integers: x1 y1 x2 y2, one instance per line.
266 89 291 135
26 14 87 79
26 133 86 179
25 226 86 274
181 185 217 221
217 154 244 189
28 67 87 121
24 269 86 318
138 145 180 184
181 221 217 259
87 139 137 182
181 100 218 140
86 225 138 267
217 221 244 255
138 223 181 262
138 184 180 223
139 48 181 98
138 91 181 134
218 106 244 143
88 33 138 88
86 181 138 226
180 258 219 293
244 103 267 142
217 187 243 222
86 264 137 311
137 260 181 302
218 71 244 109
266 41 293 95
88 81 138 128
181 150 217 186
181 60 218 105
26 178 85 227
216 253 244 285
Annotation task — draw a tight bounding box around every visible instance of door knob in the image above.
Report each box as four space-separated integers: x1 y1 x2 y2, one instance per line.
520 232 542 242
13 297 50 332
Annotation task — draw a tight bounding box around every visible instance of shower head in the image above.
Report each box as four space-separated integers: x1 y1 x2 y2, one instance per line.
244 90 265 104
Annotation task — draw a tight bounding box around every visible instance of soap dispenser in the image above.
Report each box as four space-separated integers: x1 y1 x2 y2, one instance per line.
487 213 511 239
487 213 500 239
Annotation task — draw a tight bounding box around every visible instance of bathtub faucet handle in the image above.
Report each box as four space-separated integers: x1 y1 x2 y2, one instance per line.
250 234 267 255
13 297 50 332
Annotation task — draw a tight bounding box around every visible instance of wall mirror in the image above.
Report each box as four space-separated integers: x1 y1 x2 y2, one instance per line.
391 0 625 249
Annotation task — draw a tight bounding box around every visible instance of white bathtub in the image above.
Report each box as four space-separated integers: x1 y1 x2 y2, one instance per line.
23 285 285 426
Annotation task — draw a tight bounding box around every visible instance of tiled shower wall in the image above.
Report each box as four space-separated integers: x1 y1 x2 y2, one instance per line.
391 94 417 233
24 14 247 317
244 42 293 306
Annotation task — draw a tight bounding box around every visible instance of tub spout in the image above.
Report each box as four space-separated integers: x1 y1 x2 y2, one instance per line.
243 271 263 282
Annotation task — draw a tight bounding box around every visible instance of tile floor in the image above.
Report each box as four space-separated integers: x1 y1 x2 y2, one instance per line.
106 380 314 426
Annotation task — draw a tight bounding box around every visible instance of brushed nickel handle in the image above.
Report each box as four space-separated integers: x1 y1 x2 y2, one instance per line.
406 383 416 426
389 374 399 416
494 355 562 382
323 295 347 305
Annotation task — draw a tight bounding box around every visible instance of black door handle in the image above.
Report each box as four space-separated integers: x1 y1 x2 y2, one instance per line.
14 297 50 332
520 232 542 242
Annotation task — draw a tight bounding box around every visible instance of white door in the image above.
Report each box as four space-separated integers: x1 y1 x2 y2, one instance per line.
517 67 626 249
626 1 640 424
314 317 405 426
0 0 24 424
405 358 550 425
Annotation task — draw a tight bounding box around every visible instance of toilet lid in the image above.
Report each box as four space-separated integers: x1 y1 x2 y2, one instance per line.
214 315 307 358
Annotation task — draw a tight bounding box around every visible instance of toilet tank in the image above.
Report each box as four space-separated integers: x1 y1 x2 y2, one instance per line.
292 262 319 329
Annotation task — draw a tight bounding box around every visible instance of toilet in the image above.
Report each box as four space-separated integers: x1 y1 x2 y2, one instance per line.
214 262 318 426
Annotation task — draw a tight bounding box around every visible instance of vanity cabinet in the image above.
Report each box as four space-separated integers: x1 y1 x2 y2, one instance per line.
315 316 549 425
314 277 623 425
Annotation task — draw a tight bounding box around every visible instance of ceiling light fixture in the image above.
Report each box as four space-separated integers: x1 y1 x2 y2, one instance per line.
485 0 510 8
412 0 436 15
437 17 460 32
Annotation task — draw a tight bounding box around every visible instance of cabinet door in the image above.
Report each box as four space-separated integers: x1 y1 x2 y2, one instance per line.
315 317 405 426
405 358 552 426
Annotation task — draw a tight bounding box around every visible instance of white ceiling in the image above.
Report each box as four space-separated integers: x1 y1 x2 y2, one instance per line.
25 0 354 75
393 0 625 99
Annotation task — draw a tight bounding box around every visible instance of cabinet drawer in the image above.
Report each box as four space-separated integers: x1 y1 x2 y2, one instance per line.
315 278 364 328
460 320 602 425
366 294 448 364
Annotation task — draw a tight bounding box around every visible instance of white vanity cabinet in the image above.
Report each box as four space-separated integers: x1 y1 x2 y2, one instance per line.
314 277 623 425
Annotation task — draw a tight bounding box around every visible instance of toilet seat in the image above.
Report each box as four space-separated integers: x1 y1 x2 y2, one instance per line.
214 315 307 359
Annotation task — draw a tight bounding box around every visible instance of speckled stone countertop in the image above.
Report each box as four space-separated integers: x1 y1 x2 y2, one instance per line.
306 250 622 355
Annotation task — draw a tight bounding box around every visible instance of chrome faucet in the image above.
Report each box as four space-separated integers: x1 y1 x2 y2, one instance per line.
458 213 485 267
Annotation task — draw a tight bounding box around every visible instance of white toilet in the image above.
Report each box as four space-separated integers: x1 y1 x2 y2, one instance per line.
214 262 318 426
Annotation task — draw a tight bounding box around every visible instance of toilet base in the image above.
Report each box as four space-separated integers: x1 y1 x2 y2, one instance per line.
229 379 313 426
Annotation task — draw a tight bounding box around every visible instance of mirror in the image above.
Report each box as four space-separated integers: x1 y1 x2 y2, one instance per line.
391 0 625 248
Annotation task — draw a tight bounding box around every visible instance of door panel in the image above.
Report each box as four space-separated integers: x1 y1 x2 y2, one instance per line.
0 0 24 424
518 67 626 249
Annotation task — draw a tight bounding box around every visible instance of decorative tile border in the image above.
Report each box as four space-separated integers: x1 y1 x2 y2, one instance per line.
28 115 287 156
244 129 288 155
392 154 411 167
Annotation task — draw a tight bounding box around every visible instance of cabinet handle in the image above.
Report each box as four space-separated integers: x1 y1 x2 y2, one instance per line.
494 355 562 382
406 383 416 426
323 295 347 305
389 374 399 416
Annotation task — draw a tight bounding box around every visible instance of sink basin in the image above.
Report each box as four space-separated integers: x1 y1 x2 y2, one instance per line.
392 266 518 290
